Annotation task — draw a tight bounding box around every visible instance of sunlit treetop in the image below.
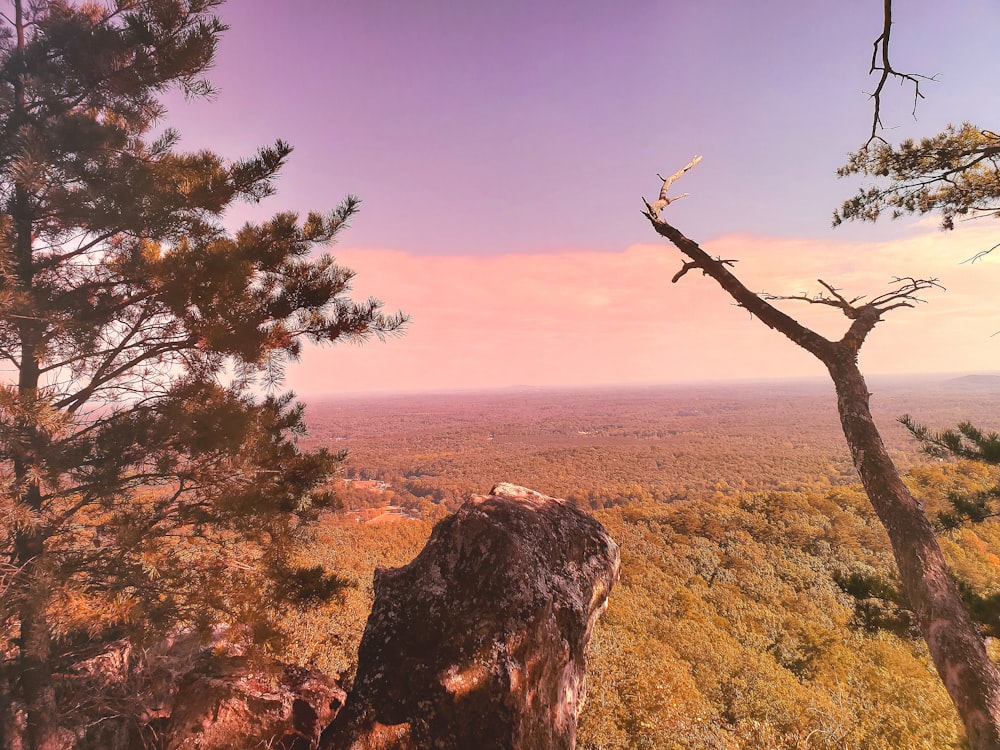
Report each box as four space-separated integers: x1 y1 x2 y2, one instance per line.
836 124 1000 236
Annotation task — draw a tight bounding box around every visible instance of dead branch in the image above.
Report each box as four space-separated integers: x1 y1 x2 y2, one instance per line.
961 241 1000 264
868 276 943 309
645 155 703 215
867 0 937 145
672 257 736 283
763 276 941 319
644 166 942 356
671 261 698 283
763 280 865 316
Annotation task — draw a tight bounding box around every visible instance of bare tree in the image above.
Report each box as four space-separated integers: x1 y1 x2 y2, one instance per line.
643 159 1000 750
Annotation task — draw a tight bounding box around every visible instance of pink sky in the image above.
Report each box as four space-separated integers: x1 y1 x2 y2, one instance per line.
285 222 1000 395
160 3 1000 395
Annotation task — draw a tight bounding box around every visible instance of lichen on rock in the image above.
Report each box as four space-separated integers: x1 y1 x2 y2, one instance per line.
320 483 620 750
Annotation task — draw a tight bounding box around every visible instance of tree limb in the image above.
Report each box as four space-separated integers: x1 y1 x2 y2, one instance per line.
645 161 941 359
962 241 1000 264
646 155 702 215
672 257 736 284
867 0 937 145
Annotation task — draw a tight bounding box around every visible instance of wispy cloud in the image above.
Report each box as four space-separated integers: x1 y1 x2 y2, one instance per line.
286 224 1000 395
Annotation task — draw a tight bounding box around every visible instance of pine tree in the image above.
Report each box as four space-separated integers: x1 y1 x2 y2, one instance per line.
835 123 1000 234
0 2 405 747
833 0 998 245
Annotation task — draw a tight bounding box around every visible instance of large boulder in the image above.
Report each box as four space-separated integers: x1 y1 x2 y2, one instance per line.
320 483 620 750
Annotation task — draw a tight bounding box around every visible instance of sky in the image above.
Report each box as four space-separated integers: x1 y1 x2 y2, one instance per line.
164 0 1000 395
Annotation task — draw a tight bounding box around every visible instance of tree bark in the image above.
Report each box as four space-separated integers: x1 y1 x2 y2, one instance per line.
13 528 59 750
9 5 59 745
645 213 1000 748
11 178 54 750
826 354 1000 750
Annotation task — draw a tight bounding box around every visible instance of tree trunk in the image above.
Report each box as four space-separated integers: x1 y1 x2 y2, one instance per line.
11 369 59 750
643 213 1000 748
0 664 18 750
12 340 59 750
9 3 58 741
13 512 60 750
826 353 1000 749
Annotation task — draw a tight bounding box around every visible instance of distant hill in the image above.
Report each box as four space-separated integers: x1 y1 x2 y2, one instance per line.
944 374 1000 389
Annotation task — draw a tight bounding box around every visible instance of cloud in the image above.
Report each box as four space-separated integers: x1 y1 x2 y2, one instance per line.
284 224 1000 395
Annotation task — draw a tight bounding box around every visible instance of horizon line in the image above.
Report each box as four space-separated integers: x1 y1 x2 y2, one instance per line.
297 370 1000 402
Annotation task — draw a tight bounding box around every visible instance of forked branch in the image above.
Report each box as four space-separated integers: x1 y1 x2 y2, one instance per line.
867 0 937 144
764 276 942 317
868 276 943 309
672 257 736 284
961 241 1000 264
763 280 865 316
645 155 702 215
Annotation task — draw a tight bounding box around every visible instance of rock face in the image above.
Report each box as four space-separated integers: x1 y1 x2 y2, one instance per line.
320 483 620 750
163 659 345 750
72 645 344 750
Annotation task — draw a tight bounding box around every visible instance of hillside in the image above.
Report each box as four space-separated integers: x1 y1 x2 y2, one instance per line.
289 378 1000 748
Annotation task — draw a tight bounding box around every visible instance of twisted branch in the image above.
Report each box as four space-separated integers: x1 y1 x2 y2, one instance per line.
644 160 942 358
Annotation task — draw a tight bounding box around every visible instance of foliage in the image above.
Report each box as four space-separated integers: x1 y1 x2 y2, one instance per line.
306 383 967 506
310 386 1000 747
902 416 1000 528
278 515 433 682
835 124 1000 231
837 19 1000 697
837 0 999 237
835 18 1000 648
901 417 1000 464
285 474 992 748
579 489 963 749
637 5 1000 737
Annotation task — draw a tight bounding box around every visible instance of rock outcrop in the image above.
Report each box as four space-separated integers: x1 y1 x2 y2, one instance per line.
320 483 620 750
72 643 344 750
163 659 344 750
